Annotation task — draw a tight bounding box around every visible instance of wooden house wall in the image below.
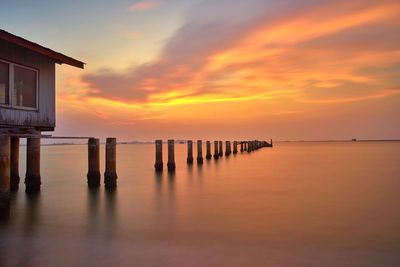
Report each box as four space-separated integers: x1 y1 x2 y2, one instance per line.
0 39 56 131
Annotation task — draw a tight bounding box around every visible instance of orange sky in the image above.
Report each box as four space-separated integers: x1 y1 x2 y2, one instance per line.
5 0 399 141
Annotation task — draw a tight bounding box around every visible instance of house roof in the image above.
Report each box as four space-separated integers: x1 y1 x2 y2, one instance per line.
0 29 85 69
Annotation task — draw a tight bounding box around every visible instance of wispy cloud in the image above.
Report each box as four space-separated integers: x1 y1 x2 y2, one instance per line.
86 0 400 106
70 0 400 139
127 0 161 12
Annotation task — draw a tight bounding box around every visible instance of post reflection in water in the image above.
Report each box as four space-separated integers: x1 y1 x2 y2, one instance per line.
104 189 117 238
86 188 100 237
152 169 177 237
19 193 41 267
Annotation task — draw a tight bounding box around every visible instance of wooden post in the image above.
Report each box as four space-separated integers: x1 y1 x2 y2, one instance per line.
219 141 223 157
167 139 175 172
225 141 230 156
0 136 10 219
25 137 41 193
104 138 117 189
206 141 212 160
187 140 193 164
87 138 100 187
213 141 219 160
244 142 247 151
240 142 243 153
197 140 203 164
10 137 20 191
247 141 252 153
154 140 163 172
233 141 238 154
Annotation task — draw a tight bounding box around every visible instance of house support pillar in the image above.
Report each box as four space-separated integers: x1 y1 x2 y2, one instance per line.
0 136 10 219
10 137 20 191
25 138 41 193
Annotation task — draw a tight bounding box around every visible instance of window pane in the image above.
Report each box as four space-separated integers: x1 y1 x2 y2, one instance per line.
13 66 37 108
0 61 9 105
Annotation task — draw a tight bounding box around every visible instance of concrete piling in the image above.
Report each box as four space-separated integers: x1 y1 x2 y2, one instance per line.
219 141 223 157
144 138 268 172
167 139 176 172
0 136 10 219
25 138 41 193
187 140 194 164
104 138 117 189
154 140 163 172
87 138 101 187
10 137 20 191
213 141 219 160
206 141 212 160
247 141 252 153
225 141 231 156
197 140 203 164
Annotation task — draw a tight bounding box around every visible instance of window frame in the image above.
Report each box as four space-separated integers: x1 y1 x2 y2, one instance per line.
0 60 10 106
0 58 39 111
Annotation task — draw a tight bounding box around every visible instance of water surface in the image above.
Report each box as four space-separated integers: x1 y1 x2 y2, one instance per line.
1 142 399 266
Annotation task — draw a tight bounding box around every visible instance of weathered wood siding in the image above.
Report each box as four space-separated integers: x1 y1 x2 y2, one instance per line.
0 39 55 131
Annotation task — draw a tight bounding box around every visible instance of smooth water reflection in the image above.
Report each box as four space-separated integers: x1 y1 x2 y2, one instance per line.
0 142 400 266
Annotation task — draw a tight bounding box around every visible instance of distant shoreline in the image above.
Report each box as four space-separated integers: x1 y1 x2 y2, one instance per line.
278 139 400 143
32 139 400 146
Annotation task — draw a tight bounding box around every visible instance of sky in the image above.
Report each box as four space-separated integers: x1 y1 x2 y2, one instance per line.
1 0 399 141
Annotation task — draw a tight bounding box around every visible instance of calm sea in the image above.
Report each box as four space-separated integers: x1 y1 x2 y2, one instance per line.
1 142 399 267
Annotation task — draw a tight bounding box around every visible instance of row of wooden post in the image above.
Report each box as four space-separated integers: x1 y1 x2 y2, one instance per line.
87 137 117 189
0 136 118 219
1 136 270 218
154 139 272 173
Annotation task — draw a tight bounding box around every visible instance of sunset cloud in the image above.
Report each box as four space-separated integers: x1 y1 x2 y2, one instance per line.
74 0 400 138
86 0 400 106
127 0 161 12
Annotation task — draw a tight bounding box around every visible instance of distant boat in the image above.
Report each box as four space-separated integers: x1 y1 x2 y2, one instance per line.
351 138 357 142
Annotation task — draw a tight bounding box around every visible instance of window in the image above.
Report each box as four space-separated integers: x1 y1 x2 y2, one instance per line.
13 66 37 108
0 59 38 109
0 61 9 105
